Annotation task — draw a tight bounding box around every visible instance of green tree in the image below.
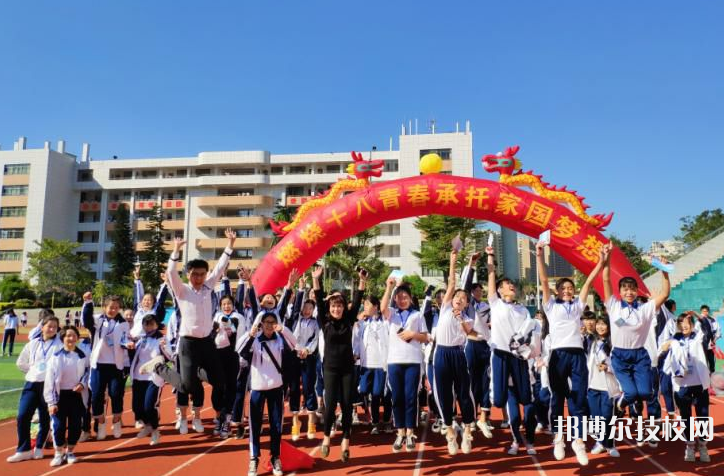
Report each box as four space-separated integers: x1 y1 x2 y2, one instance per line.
413 215 483 283
677 208 724 247
609 235 652 275
325 227 388 295
0 275 35 302
401 274 428 298
26 239 93 306
108 203 136 286
138 205 170 292
92 280 111 304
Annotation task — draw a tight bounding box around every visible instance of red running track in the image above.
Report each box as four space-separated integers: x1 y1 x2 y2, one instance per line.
0 385 720 476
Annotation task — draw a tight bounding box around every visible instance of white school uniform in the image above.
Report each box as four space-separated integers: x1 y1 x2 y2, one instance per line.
543 297 585 350
89 315 129 371
435 302 473 347
386 307 427 365
605 297 657 350
587 339 621 397
237 327 298 391
663 332 710 391
488 294 531 352
17 335 63 382
44 348 90 408
294 316 320 355
358 316 389 369
130 333 167 387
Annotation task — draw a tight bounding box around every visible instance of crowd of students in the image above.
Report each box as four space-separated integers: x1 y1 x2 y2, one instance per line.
5 228 720 474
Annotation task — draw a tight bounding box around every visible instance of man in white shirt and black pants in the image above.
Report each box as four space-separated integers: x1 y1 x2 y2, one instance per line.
148 229 236 428
3 309 19 356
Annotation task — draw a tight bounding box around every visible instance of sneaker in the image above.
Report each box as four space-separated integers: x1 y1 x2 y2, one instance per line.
699 443 710 463
139 355 165 374
526 444 537 455
97 422 107 440
420 411 429 425
6 450 33 463
406 434 417 452
572 439 589 466
607 447 620 458
461 432 473 454
500 420 510 429
213 418 222 436
478 420 493 438
553 440 565 461
213 416 219 425
684 444 695 462
220 418 231 439
591 442 605 455
352 412 361 426
150 430 161 446
370 424 380 435
33 448 44 460
535 423 544 433
507 443 519 455
78 431 90 443
50 452 64 467
135 420 144 429
446 432 458 456
192 418 204 433
291 421 301 441
248 457 259 476
431 420 441 434
384 421 395 434
271 456 283 476
178 419 189 435
137 425 152 438
392 434 404 453
66 452 78 465
112 421 122 438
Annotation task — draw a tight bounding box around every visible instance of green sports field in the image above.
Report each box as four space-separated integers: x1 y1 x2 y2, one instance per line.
0 342 26 420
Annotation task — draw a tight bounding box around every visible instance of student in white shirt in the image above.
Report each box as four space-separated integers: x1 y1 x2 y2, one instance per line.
130 266 170 338
660 312 711 463
20 311 28 327
131 315 170 445
460 253 494 437
485 244 540 455
81 294 129 440
237 311 298 476
231 268 257 438
44 326 90 467
433 248 476 455
381 275 429 454
600 243 670 417
7 315 62 463
536 240 601 465
2 309 19 356
150 230 236 430
586 316 621 458
357 295 391 434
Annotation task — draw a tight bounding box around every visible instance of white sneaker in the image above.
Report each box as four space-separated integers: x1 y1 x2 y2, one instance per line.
352 412 361 425
112 421 122 438
526 444 537 455
553 440 565 461
507 443 519 455
446 432 458 456
461 432 473 454
500 420 510 429
139 355 165 374
150 430 161 446
192 418 204 433
97 422 107 440
699 443 710 463
178 419 189 435
535 423 544 433
607 447 620 458
78 431 90 443
135 420 144 429
392 434 404 453
479 421 493 438
50 452 64 467
137 425 152 438
684 445 695 462
33 448 44 460
7 450 33 463
572 440 589 466
591 442 605 455
66 452 78 465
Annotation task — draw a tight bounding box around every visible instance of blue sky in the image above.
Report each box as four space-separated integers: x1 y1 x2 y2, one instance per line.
1 1 722 247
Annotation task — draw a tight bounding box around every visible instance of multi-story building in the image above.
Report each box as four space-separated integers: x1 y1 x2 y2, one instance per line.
0 124 473 283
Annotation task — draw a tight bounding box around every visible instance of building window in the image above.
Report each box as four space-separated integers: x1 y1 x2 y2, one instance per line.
376 244 400 258
325 164 341 173
286 186 305 196
288 166 308 174
76 231 99 243
0 228 24 239
2 185 28 196
3 164 30 175
195 168 211 177
232 249 253 258
221 168 255 176
219 188 254 196
136 190 156 200
77 170 93 182
140 170 158 179
78 252 98 264
422 267 444 278
109 170 133 180
378 223 400 236
0 207 26 217
384 160 399 172
218 208 253 218
271 166 284 175
0 251 22 261
420 149 451 160
78 211 100 223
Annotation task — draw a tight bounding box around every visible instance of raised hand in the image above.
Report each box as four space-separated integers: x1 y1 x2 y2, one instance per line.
485 245 495 256
133 265 141 280
469 252 481 264
173 237 187 253
287 268 300 287
224 228 237 245
535 240 546 256
312 265 324 280
386 276 397 288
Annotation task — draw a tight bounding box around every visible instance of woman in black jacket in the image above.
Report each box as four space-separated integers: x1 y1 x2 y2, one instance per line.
313 265 366 463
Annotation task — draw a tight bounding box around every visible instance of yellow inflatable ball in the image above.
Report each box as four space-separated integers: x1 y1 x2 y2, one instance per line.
419 153 443 174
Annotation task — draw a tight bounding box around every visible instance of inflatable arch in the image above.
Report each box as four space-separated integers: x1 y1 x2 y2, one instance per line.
252 150 648 297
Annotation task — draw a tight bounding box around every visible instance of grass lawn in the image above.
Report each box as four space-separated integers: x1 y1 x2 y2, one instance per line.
0 342 26 421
